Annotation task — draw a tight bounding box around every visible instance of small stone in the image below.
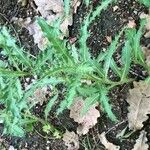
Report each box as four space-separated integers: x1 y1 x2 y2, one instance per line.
113 6 119 11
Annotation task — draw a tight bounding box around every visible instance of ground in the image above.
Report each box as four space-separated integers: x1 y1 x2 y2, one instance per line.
0 0 150 150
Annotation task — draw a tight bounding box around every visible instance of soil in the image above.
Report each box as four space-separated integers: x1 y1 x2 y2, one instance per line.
0 0 150 150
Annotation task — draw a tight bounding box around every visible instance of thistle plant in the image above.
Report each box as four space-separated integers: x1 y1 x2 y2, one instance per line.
0 0 149 137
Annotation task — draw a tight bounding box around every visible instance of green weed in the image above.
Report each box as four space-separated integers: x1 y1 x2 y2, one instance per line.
0 0 149 137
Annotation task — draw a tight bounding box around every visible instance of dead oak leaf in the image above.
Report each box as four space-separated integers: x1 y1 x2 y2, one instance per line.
142 46 150 66
132 130 149 150
28 87 49 106
127 81 150 131
140 9 150 38
127 20 136 28
69 97 100 135
99 132 120 150
63 130 79 150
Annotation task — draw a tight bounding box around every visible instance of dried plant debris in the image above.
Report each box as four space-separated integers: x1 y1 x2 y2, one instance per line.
63 130 79 150
28 87 49 106
8 146 17 150
127 81 150 131
142 46 150 66
69 97 100 135
15 0 81 49
18 0 28 6
99 132 120 150
132 130 149 150
140 9 150 38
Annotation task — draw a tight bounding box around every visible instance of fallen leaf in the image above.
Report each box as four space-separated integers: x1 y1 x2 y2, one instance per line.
132 130 149 150
72 0 81 13
127 81 150 130
140 9 150 38
34 0 64 20
106 36 112 43
69 97 100 135
127 20 136 28
142 46 150 66
28 87 49 105
13 0 81 49
8 146 17 150
99 132 120 150
63 130 79 150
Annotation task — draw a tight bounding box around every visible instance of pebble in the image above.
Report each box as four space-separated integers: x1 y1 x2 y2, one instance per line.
113 6 119 12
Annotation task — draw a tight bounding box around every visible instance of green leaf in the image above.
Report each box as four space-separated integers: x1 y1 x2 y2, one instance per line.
96 51 107 62
81 93 99 115
71 44 79 63
99 87 117 122
77 86 98 97
44 94 58 120
0 27 32 67
110 59 122 77
34 47 52 72
103 29 124 79
0 68 30 77
121 41 131 81
37 18 73 64
126 20 146 65
57 100 68 114
23 77 63 103
84 0 90 6
79 13 91 62
64 0 70 16
138 0 150 7
89 0 114 23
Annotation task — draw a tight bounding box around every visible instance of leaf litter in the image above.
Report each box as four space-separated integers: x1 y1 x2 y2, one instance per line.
10 0 150 149
15 0 81 49
99 132 120 150
63 130 79 150
132 130 149 150
69 97 100 135
127 81 150 131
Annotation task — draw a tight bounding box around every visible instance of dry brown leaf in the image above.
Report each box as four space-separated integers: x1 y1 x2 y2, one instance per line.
127 20 136 28
142 46 150 66
28 87 49 106
106 36 112 43
14 0 81 49
63 130 79 150
127 81 150 130
132 130 149 150
71 0 81 13
18 0 28 6
34 0 64 20
140 9 150 38
8 146 17 150
99 132 120 150
69 97 100 135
